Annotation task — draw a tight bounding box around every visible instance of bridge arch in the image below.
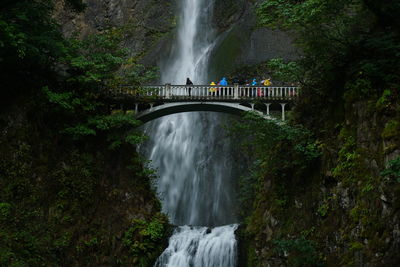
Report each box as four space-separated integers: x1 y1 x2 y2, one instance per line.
136 102 260 123
111 84 298 122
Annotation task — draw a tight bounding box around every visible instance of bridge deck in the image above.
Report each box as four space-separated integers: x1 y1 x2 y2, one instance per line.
114 85 298 102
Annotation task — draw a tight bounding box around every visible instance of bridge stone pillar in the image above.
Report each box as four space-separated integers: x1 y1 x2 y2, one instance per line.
165 83 171 99
264 103 271 116
280 103 287 121
234 83 239 99
250 103 255 110
150 103 154 111
135 103 139 114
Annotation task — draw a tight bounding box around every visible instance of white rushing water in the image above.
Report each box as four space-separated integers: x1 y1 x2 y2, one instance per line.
154 225 238 267
143 0 239 266
160 0 216 84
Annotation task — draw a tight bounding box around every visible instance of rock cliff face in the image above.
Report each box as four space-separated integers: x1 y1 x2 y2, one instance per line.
209 0 299 79
0 104 170 266
55 0 298 81
237 98 400 266
55 0 176 67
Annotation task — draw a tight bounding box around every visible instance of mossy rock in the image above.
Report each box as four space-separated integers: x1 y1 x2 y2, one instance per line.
382 119 400 140
208 26 245 80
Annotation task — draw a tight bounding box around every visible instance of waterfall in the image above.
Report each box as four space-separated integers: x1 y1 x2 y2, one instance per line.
154 225 238 267
160 0 216 84
142 0 239 266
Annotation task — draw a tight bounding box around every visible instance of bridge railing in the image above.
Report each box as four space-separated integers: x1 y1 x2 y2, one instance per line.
115 84 298 100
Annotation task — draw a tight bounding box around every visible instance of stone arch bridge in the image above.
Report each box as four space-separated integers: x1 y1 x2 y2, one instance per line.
110 84 299 123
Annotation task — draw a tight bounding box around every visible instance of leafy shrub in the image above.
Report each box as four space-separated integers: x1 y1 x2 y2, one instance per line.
382 120 400 140
381 157 400 183
122 214 169 266
273 237 324 267
331 132 361 184
231 111 320 218
266 58 301 83
0 203 12 221
375 89 392 111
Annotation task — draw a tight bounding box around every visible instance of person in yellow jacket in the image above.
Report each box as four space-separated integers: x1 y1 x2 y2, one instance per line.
263 78 272 97
210 81 217 96
263 78 272 86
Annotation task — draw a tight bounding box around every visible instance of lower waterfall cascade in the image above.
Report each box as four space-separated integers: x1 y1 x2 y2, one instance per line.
142 112 240 266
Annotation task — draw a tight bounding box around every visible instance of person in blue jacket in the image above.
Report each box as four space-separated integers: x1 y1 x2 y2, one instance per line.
219 77 228 96
219 77 228 86
251 78 257 97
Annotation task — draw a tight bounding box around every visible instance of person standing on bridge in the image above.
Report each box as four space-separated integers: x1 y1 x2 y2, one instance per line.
219 77 228 86
186 77 193 97
251 78 258 97
210 81 217 96
263 77 273 97
263 77 272 86
219 77 228 97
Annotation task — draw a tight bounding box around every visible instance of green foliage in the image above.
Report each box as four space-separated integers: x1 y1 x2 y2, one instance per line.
0 1 165 266
273 237 324 266
0 0 64 63
257 0 400 132
349 241 364 251
227 62 271 84
41 28 153 149
0 203 12 221
122 214 169 266
61 112 146 148
317 202 329 217
361 182 375 194
381 157 400 183
375 89 392 111
237 170 259 217
233 112 320 173
266 58 302 83
246 1 400 265
343 78 374 102
0 144 53 266
66 30 126 86
0 129 162 265
382 120 400 139
331 130 361 184
231 112 320 220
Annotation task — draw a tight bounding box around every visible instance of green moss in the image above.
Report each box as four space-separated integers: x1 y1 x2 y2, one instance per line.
331 134 361 184
381 157 400 183
246 246 258 267
272 237 324 266
375 89 392 111
0 203 12 220
122 213 170 266
343 78 373 103
349 241 363 251
208 27 244 80
0 125 167 266
317 202 329 217
382 120 400 139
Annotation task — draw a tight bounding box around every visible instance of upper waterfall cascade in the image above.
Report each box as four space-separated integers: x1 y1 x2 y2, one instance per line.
142 0 239 266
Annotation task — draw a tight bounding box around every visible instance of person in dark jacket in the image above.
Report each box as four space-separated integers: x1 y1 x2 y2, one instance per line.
186 77 193 96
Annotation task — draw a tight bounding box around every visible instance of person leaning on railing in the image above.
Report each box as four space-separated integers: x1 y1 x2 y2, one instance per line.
251 78 258 97
219 77 228 97
262 77 273 96
186 77 193 96
210 81 216 96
